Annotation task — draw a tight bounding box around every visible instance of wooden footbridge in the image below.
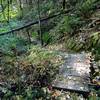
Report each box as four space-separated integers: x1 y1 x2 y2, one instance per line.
0 5 94 94
52 53 91 93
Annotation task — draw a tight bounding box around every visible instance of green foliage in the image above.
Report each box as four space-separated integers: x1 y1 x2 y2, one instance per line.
63 15 81 34
0 27 9 33
0 35 27 54
65 37 84 52
0 45 63 99
49 14 83 42
25 46 62 83
90 32 100 61
0 5 19 22
90 32 100 47
88 91 100 100
0 20 24 34
42 32 51 44
32 32 38 38
65 31 100 53
78 0 98 18
28 45 61 64
0 0 100 99
1 86 52 100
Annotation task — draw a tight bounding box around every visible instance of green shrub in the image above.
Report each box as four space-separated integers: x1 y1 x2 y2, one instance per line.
78 0 98 18
0 45 63 99
0 35 27 55
65 37 84 52
26 46 62 83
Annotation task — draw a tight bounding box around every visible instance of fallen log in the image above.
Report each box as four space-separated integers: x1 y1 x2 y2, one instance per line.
0 9 72 36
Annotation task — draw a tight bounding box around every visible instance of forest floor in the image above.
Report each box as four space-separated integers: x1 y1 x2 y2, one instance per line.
0 2 100 100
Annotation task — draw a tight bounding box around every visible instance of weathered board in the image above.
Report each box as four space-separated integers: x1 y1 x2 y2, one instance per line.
52 53 91 92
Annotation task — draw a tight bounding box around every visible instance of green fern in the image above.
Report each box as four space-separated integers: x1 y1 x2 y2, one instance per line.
79 0 98 17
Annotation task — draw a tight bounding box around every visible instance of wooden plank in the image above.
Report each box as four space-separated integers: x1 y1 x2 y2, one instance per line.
52 53 91 92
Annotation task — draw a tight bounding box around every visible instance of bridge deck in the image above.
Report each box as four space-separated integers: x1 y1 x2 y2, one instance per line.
52 53 91 92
